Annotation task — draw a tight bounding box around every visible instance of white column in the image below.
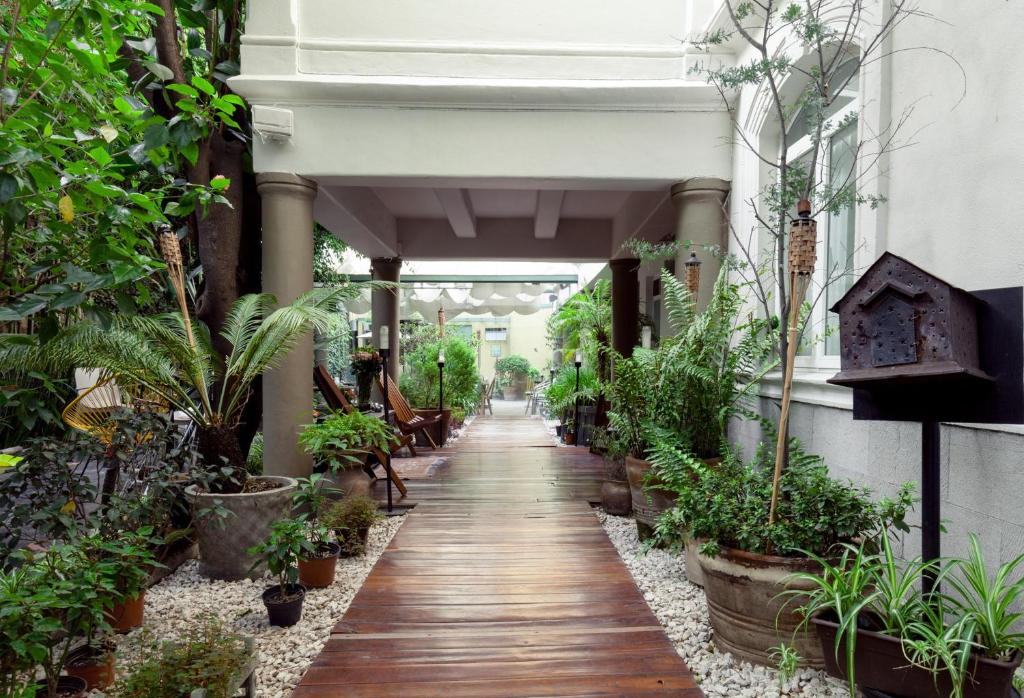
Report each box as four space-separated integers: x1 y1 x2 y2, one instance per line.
257 172 316 478
671 178 730 312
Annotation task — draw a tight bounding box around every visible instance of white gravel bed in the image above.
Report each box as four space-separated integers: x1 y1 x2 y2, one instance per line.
599 512 847 698
113 515 405 697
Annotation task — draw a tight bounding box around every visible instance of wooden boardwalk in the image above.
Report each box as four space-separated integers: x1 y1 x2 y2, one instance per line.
292 409 703 697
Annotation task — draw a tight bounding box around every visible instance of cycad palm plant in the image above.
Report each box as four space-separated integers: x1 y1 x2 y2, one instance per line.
0 286 381 493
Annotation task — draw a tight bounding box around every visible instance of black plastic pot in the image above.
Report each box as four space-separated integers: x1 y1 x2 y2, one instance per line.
261 583 306 627
34 676 88 697
814 614 1023 698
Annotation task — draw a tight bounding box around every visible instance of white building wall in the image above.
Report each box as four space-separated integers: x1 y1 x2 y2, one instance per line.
728 0 1024 564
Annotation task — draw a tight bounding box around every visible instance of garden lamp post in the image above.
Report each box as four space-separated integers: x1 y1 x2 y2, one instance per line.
573 350 582 445
437 350 446 446
379 325 393 513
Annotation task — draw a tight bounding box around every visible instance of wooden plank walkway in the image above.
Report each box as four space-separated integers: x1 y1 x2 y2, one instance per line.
292 409 703 697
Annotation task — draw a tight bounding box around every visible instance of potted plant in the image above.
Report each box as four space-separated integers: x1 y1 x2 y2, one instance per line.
655 439 914 669
322 494 381 557
621 266 775 540
247 517 312 627
791 534 1024 698
350 349 383 410
494 355 536 400
79 527 162 634
299 410 395 498
591 427 631 516
112 617 257 697
12 543 116 698
292 475 343 588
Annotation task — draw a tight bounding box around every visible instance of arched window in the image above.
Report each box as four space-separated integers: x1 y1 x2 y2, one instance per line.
785 59 860 361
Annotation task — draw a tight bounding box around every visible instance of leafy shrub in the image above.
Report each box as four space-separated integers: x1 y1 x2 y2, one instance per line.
400 332 479 412
112 618 251 698
544 365 599 420
322 495 380 556
299 411 394 470
494 355 539 385
653 438 914 558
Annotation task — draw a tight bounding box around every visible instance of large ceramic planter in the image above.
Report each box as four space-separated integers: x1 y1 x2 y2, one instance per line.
186 476 297 581
683 537 705 587
813 614 1023 698
323 465 372 499
625 456 677 540
699 546 824 668
600 479 632 516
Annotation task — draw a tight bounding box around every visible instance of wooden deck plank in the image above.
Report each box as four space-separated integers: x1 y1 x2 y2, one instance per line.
291 410 702 697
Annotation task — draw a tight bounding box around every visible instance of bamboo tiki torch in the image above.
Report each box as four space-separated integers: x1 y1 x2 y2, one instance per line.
768 200 817 526
158 225 195 349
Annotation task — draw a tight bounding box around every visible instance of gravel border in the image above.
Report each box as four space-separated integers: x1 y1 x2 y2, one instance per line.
111 515 405 697
599 512 848 698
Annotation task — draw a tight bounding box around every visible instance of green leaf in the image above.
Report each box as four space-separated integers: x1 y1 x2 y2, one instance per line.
88 146 113 166
146 62 175 82
143 123 170 151
0 173 18 203
191 75 216 96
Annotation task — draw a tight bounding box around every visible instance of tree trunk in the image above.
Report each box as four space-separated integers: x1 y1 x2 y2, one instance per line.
195 132 245 359
196 423 247 494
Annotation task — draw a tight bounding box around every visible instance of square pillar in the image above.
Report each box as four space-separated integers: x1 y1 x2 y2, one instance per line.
610 258 640 358
671 178 730 311
257 172 316 478
371 257 402 379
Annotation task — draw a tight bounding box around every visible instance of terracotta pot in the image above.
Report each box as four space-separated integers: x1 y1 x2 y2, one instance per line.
298 542 341 588
34 676 87 697
65 645 115 690
699 546 824 668
563 431 575 445
814 614 1023 698
600 479 632 516
107 590 145 633
186 476 297 581
624 456 676 540
683 537 705 587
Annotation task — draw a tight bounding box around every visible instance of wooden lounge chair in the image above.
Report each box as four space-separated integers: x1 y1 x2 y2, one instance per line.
478 376 495 417
313 364 408 497
376 373 443 449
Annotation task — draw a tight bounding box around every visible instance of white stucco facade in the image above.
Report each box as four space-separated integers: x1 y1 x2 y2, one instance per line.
234 0 1024 562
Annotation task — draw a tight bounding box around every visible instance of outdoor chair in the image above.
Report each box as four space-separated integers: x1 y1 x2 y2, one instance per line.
524 379 548 415
313 364 408 497
375 373 443 450
478 376 495 417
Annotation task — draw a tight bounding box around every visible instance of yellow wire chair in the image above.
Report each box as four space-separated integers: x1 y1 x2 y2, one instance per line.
62 373 166 447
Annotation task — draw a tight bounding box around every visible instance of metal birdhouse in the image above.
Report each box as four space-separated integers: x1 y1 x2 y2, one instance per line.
827 252 992 387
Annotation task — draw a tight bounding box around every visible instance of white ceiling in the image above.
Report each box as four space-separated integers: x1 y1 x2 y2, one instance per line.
371 186 632 219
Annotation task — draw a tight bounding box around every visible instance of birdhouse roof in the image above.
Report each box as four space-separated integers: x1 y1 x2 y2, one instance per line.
829 251 963 313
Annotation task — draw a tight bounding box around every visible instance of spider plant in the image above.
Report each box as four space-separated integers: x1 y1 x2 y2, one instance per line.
944 534 1024 661
0 284 387 493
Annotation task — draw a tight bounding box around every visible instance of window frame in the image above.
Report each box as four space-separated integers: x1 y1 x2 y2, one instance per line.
784 92 861 370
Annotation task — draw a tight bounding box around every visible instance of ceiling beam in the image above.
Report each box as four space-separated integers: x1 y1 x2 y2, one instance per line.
434 188 477 238
534 190 565 239
397 218 610 261
314 185 398 258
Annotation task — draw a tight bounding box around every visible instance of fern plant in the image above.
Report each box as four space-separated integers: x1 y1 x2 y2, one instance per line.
547 279 612 381
0 285 384 493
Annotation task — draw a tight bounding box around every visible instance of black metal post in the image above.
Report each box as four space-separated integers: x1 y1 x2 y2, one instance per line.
921 420 941 594
437 357 445 447
573 361 581 445
380 348 393 513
